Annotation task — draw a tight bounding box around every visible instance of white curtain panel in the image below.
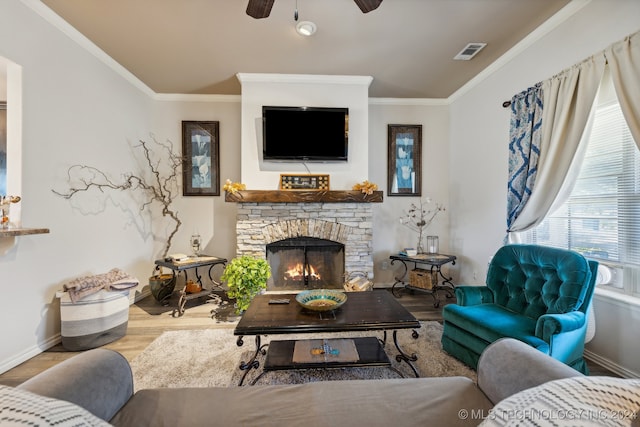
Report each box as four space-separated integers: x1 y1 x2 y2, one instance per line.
606 30 640 151
508 56 605 236
508 30 640 241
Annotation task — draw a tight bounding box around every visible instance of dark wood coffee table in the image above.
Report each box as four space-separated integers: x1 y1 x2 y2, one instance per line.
233 290 421 385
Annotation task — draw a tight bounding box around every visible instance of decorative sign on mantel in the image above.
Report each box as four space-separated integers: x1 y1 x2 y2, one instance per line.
279 174 330 191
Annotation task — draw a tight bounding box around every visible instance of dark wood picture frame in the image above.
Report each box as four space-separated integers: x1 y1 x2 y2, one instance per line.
182 121 220 196
387 124 422 196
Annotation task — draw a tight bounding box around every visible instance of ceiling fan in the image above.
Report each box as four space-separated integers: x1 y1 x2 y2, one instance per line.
246 0 383 19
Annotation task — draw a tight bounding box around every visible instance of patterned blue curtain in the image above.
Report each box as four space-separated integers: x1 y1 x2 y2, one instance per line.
506 83 544 231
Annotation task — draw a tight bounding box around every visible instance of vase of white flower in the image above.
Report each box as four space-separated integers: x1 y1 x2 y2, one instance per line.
399 198 445 254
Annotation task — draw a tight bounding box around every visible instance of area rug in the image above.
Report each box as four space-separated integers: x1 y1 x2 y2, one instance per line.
129 321 476 390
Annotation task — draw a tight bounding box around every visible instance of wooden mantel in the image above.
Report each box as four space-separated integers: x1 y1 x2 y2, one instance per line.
225 190 383 203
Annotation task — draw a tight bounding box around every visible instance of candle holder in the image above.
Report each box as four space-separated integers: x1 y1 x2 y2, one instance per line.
426 236 439 254
190 233 201 257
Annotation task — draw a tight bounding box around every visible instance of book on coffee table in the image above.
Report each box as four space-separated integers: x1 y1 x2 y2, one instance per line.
292 338 359 364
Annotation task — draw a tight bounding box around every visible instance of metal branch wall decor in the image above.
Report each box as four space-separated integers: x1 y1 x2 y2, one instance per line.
52 137 183 258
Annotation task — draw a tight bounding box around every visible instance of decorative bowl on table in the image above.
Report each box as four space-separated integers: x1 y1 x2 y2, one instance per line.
295 289 348 312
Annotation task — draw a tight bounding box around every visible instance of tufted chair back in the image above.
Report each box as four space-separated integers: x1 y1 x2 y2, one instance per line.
486 245 594 320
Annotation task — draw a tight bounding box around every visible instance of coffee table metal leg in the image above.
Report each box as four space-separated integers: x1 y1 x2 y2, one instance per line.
393 330 420 377
237 335 268 386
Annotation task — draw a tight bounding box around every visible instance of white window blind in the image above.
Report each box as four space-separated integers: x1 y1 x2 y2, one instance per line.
522 99 640 297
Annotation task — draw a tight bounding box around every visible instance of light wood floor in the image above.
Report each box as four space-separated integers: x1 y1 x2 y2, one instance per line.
0 287 613 387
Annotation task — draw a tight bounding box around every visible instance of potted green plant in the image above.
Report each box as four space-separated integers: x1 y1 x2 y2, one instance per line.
221 255 271 314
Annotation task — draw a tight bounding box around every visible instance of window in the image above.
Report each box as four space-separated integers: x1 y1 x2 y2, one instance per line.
522 94 640 298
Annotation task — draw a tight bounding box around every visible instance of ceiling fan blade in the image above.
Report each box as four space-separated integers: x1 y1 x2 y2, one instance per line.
353 0 383 13
246 0 275 19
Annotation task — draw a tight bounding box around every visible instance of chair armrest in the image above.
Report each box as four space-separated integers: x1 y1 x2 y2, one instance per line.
477 338 583 405
18 348 133 421
454 285 494 306
535 311 586 342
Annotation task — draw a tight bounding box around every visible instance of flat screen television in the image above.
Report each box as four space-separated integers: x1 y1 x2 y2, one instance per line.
262 106 349 162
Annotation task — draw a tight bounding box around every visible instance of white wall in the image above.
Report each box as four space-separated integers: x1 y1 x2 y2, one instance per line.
0 0 155 371
149 98 240 260
0 59 6 99
449 0 640 376
0 1 248 372
237 74 371 190
369 101 451 284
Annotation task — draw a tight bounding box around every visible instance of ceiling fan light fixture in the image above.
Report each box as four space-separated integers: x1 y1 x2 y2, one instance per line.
296 21 317 36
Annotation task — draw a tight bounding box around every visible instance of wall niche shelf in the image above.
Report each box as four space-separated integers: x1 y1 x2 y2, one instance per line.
225 190 383 203
0 227 50 237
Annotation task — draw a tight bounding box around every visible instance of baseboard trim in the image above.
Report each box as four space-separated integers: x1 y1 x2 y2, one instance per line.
584 349 639 378
134 288 151 302
1 290 152 375
0 334 61 375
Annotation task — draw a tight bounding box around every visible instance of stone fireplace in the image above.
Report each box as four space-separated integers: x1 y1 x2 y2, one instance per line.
234 200 375 291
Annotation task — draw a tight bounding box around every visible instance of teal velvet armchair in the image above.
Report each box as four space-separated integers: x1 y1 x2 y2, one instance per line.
441 244 598 374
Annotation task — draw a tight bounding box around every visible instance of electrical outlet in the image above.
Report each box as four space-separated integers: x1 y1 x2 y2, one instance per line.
381 261 389 270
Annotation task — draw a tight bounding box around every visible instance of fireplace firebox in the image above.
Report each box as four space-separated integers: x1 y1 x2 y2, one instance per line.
266 237 345 291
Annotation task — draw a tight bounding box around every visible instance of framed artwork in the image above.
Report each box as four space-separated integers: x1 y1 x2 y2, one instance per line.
182 121 220 196
387 124 422 196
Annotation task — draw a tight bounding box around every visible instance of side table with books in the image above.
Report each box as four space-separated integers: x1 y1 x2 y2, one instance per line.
154 255 227 317
389 253 456 307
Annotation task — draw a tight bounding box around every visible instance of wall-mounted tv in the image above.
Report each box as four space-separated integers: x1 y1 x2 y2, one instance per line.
262 106 348 162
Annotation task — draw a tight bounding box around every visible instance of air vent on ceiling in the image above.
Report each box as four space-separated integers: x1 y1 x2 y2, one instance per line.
454 43 487 60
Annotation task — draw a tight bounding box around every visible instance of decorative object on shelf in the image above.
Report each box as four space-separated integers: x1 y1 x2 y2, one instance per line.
352 180 378 195
399 197 445 253
190 233 201 256
426 235 439 254
182 121 220 196
52 137 182 258
221 255 271 314
279 174 330 191
0 195 20 228
223 179 246 194
184 279 202 294
388 124 422 196
295 289 348 312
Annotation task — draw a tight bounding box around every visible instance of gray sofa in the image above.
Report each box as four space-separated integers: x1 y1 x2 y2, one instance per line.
7 338 594 427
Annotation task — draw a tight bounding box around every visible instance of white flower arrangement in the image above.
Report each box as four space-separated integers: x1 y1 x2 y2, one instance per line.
399 197 445 253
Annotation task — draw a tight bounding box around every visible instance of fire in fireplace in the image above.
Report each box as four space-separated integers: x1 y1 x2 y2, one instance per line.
266 237 345 291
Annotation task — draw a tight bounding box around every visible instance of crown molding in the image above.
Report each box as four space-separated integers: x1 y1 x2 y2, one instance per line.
23 0 590 107
236 73 373 87
154 93 241 103
20 0 156 98
447 0 591 104
369 97 448 106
